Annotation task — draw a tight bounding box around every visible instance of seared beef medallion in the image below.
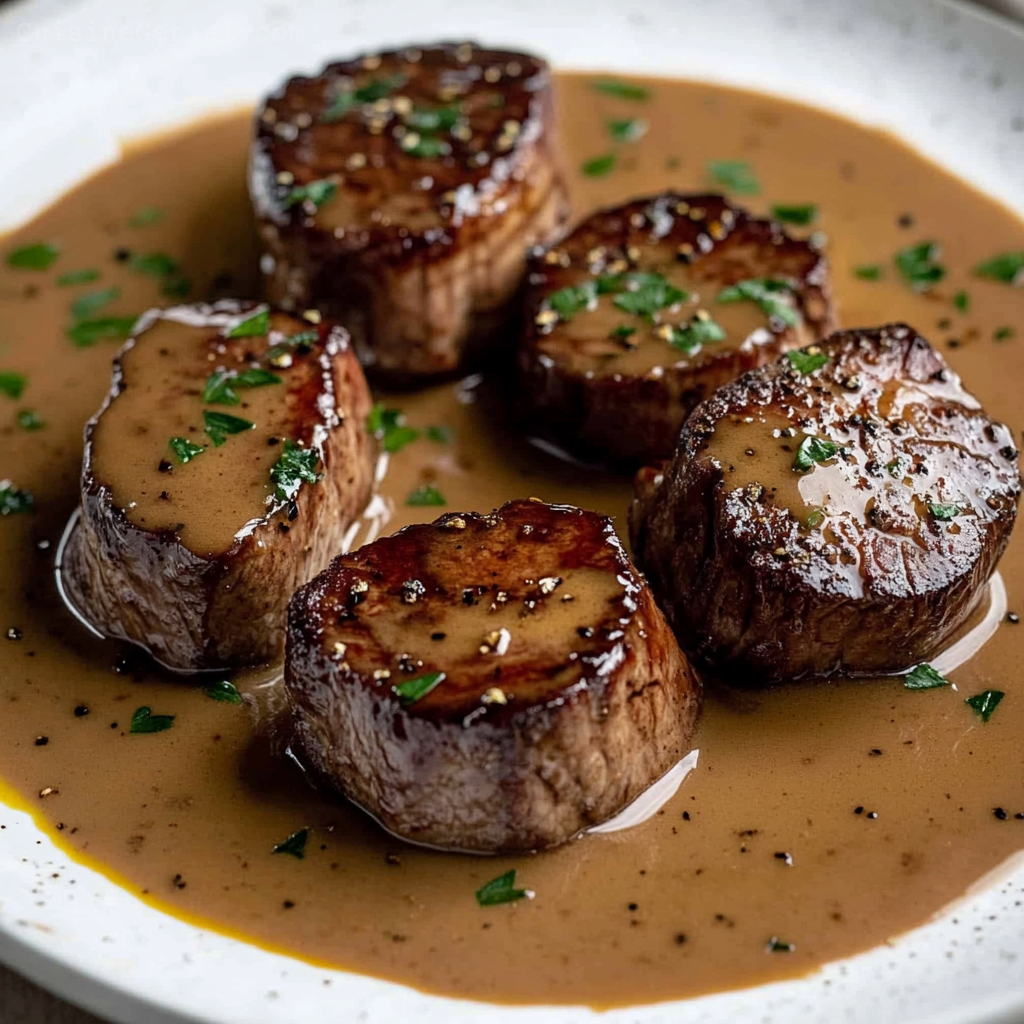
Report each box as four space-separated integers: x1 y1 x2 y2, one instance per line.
251 42 568 381
285 499 700 853
59 301 375 673
519 192 835 467
630 323 1020 682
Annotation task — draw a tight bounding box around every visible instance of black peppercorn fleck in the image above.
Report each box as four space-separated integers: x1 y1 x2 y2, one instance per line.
994 807 1009 820
34 736 48 746
1007 612 1020 625
73 705 89 717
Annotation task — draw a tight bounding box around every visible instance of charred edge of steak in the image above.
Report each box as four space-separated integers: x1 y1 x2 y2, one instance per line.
517 192 835 467
630 322 1021 682
284 499 701 853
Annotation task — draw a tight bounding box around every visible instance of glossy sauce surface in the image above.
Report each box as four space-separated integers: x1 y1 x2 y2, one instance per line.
1 73 1024 1008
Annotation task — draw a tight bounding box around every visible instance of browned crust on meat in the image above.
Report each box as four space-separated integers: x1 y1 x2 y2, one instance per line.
285 499 701 853
59 300 375 673
518 192 835 467
251 42 569 381
630 323 1021 682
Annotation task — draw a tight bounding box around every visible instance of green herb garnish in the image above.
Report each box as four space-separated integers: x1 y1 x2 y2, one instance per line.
272 828 309 858
6 242 59 270
367 404 420 453
805 508 826 529
928 503 959 521
161 277 191 299
130 706 175 734
610 324 638 343
282 179 338 211
203 367 281 405
203 411 255 447
407 484 446 507
16 410 44 431
771 204 818 226
402 134 450 159
66 316 137 348
787 349 829 375
129 252 179 278
707 159 759 195
547 282 597 320
321 74 407 122
225 309 270 339
766 937 795 953
581 153 617 178
606 118 648 143
129 206 165 228
793 435 842 471
965 689 1005 722
0 372 26 399
994 325 1016 341
57 269 100 286
854 265 883 281
904 663 950 690
476 870 532 907
612 272 687 319
270 439 321 501
667 315 726 355
71 286 120 321
894 241 945 291
204 680 243 705
169 437 206 463
392 671 445 706
974 251 1024 285
426 425 451 443
591 80 649 101
885 457 904 478
952 290 970 313
406 105 462 133
718 278 797 326
0 482 33 516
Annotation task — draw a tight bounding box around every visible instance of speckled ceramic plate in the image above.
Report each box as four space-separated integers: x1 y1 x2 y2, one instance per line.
2 0 1024 1021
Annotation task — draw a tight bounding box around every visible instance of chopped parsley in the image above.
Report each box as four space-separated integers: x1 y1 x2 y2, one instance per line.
787 349 829 375
402 134 450 159
894 241 945 291
707 159 759 195
476 869 532 907
282 179 338 211
927 503 959 521
885 457 904 478
272 828 309 858
606 118 648 143
203 367 281 405
392 671 445 706
225 309 270 339
965 689 1005 722
57 269 100 286
367 404 420 453
952 290 970 313
0 372 26 399
17 410 44 431
793 435 842 471
718 278 797 326
771 204 818 226
270 439 321 501
129 252 179 278
610 324 638 343
581 153 617 178
407 484 446 507
203 680 243 705
766 937 795 953
321 74 407 121
667 315 726 355
169 437 206 463
547 282 598 320
591 79 650 101
904 663 950 690
67 316 137 348
71 286 120 321
203 411 255 447
129 706 175 734
994 325 1016 342
0 482 33 516
161 276 191 299
6 242 60 270
426 425 452 443
612 272 687 319
129 206 165 228
406 105 462 133
854 264 883 281
974 251 1024 284
805 508 826 530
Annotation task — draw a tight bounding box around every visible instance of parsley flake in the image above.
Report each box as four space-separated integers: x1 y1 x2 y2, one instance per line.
71 286 120 321
17 410 44 431
581 153 617 178
129 206 165 228
606 118 648 143
952 290 970 313
793 435 842 471
204 680 243 705
402 134 450 159
591 80 649 101
321 74 407 122
6 242 60 270
203 367 281 405
0 372 26 400
426 425 452 443
927 503 959 521
203 411 255 447
282 179 338 211
787 349 829 376
613 272 687 319
129 252 179 278
974 251 1024 285
407 484 446 507
57 269 100 286
994 325 1015 342
67 316 137 348
225 309 270 339
771 204 818 226
708 159 759 195
169 437 206 464
610 324 638 343
367 404 420 453
547 282 597 320
718 278 797 326
854 265 883 281
272 828 309 858
667 315 726 355
965 689 1005 722
392 671 445 706
270 439 321 501
130 706 175 734
904 663 950 690
894 241 945 291
0 482 33 516
476 869 532 907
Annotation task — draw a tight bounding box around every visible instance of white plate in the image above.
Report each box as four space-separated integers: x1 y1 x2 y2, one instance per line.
2 1 1024 1021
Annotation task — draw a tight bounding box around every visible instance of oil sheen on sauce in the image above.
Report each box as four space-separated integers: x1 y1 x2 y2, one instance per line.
1 73 1023 1009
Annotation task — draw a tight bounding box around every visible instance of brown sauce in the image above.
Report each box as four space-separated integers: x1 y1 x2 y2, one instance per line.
1 72 1024 1008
